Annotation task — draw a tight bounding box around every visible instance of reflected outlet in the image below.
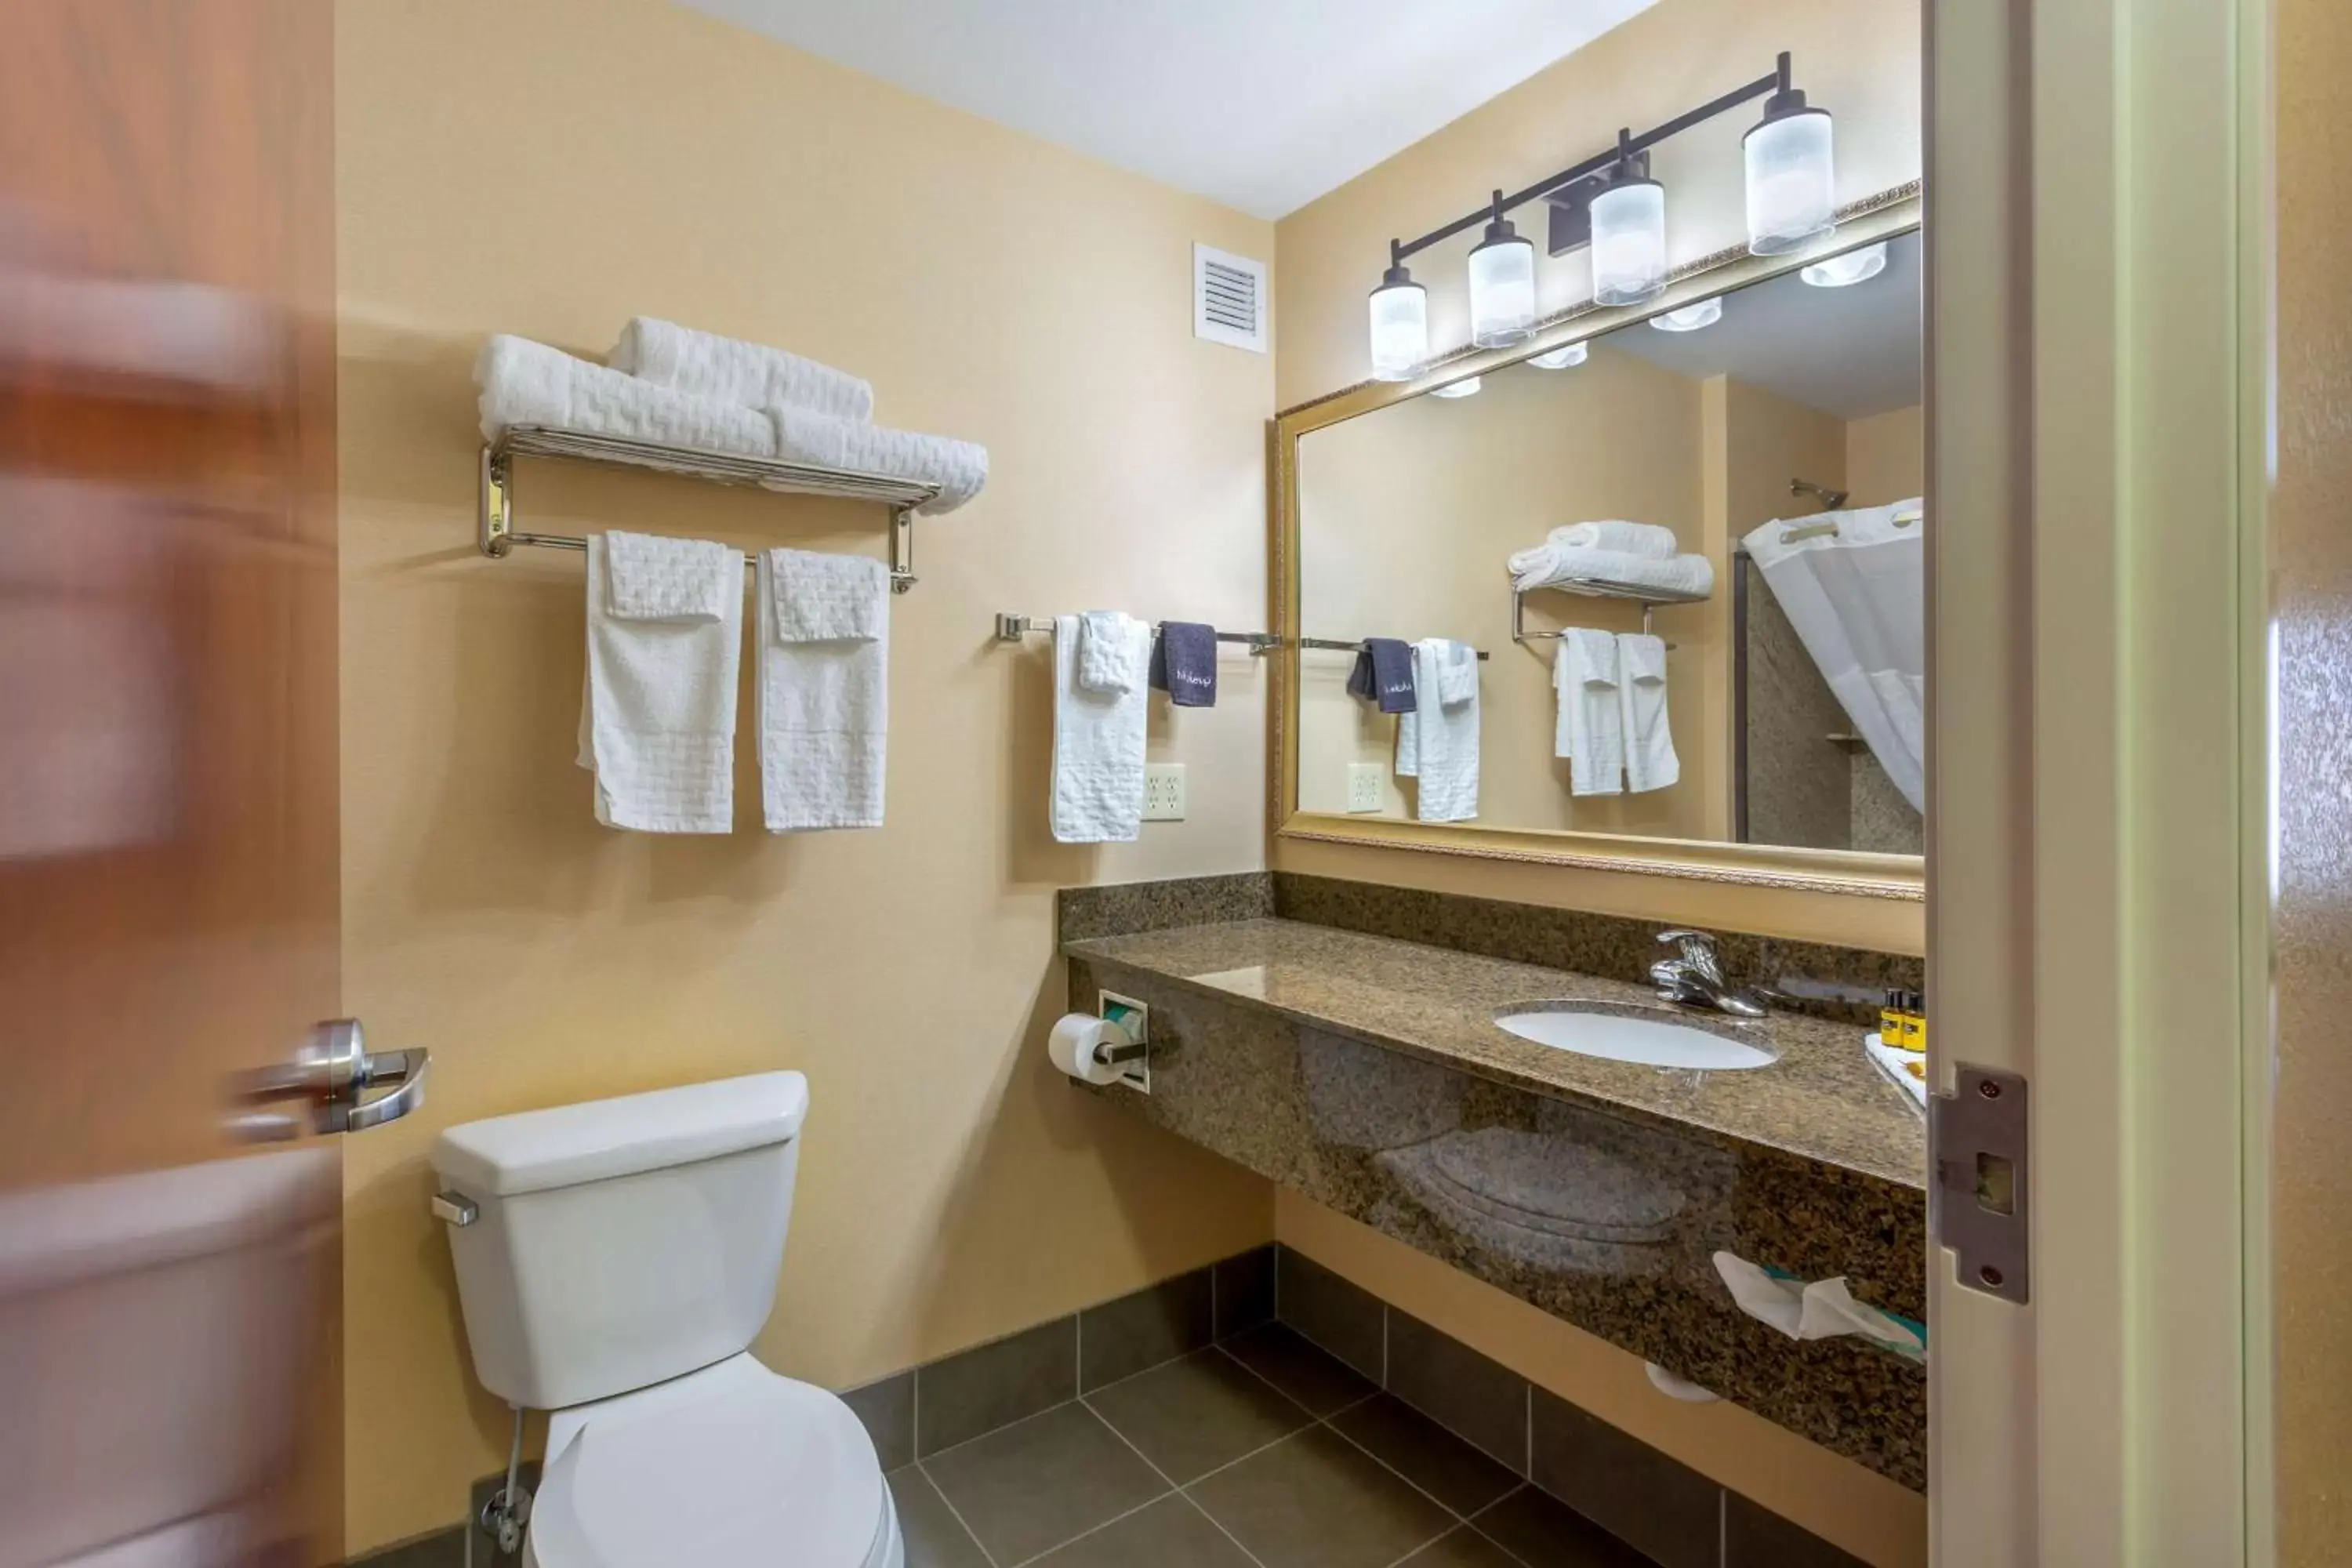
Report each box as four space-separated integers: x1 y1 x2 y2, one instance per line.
1144 764 1186 821
1346 762 1385 813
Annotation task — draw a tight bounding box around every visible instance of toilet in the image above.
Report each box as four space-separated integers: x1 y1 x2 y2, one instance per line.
432 1072 900 1567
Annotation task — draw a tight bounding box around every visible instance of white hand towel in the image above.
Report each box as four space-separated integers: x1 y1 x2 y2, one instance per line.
757 549 888 832
1512 546 1716 600
1555 627 1625 797
604 530 734 620
608 317 875 423
1617 633 1679 793
1396 638 1479 822
1077 611 1145 695
1538 521 1681 560
575 532 742 833
770 405 989 515
1051 613 1151 843
476 334 777 456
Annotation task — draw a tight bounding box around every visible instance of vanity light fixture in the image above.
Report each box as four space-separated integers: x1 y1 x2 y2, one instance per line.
1431 377 1483 398
1468 191 1538 348
1367 242 1429 382
1527 343 1588 369
1650 297 1723 332
1363 53 1828 377
1801 241 1888 288
1744 53 1836 255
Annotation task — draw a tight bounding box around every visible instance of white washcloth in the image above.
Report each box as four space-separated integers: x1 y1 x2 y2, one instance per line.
1617 633 1679 793
1554 628 1624 797
1051 614 1151 843
575 533 742 833
608 317 875 423
1395 638 1479 822
476 334 777 456
1512 546 1716 599
757 549 888 832
604 530 735 620
771 405 989 515
1077 611 1146 695
1508 521 1679 575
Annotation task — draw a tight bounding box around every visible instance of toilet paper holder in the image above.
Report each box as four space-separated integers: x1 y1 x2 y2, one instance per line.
1098 992 1150 1091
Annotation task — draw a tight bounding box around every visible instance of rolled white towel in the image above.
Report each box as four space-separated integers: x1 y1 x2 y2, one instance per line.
609 317 874 423
475 334 777 458
770 405 988 516
1548 521 1680 557
1513 545 1715 600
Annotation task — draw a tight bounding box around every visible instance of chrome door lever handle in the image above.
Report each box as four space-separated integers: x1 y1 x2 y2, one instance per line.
231 1021 429 1135
325 1048 428 1134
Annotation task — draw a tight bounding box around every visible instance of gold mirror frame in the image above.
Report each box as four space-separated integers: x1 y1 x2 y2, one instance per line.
1270 183 1925 901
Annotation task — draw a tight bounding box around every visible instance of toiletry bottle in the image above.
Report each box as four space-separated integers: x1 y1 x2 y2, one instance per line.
1908 990 1929 1054
1881 989 1907 1047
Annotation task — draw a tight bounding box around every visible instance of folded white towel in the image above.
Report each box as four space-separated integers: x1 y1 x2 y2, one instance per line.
609 317 875 423
1515 521 1680 570
771 405 989 516
604 531 735 621
1051 613 1151 843
476 334 776 456
1617 633 1679 793
575 532 742 833
1513 545 1715 599
1077 611 1146 695
1555 627 1624 797
1396 638 1479 822
757 548 887 832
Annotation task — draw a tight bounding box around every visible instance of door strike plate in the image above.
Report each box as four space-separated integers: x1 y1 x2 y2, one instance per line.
1929 1065 2028 1304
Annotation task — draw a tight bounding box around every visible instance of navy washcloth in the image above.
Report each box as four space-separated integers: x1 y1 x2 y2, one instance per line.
1149 621 1219 707
1346 637 1417 713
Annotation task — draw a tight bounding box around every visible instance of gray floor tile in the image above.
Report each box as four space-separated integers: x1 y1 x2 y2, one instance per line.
1214 1245 1277 1337
1080 1269 1215 1391
1085 1348 1314 1484
1220 1323 1379 1417
1386 1312 1530 1473
1032 1494 1259 1567
1530 1389 1719 1568
1188 1424 1454 1568
1399 1525 1526 1567
846 1372 916 1470
889 1465 992 1568
1471 1486 1656 1568
1724 1492 1871 1567
1330 1393 1522 1516
1275 1247 1387 1381
917 1316 1078 1455
922 1403 1170 1565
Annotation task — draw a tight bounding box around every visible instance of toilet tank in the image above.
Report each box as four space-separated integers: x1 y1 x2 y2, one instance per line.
432 1073 808 1411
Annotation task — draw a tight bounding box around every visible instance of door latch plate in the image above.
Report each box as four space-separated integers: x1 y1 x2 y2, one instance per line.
1929 1065 2029 1304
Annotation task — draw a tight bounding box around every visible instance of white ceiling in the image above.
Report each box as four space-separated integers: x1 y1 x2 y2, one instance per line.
1594 231 1923 419
675 0 1661 219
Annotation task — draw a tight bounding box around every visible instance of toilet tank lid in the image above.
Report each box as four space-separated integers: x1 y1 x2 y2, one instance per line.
432 1073 808 1197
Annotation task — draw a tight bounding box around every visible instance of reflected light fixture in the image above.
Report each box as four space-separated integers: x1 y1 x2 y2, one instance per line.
1431 377 1483 398
1527 343 1588 369
1801 241 1888 288
1367 242 1428 382
1744 52 1836 255
1468 191 1537 348
1650 297 1722 332
1591 136 1668 307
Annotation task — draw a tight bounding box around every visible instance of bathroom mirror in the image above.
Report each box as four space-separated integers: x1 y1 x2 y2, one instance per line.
1274 191 1924 897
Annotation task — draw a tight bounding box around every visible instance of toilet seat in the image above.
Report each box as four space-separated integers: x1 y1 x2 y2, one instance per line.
523 1353 898 1568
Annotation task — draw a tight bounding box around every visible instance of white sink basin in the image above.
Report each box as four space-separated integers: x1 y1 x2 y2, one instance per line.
1494 1004 1775 1071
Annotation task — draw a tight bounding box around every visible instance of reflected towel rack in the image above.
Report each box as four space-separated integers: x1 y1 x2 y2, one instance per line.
478 425 942 593
1295 636 1490 662
993 615 1280 655
1508 582 1698 649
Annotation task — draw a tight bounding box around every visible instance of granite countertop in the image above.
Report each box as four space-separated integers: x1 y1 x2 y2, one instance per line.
1064 917 1926 1189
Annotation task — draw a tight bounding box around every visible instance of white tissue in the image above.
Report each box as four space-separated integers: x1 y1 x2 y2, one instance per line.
1711 1251 1924 1359
1047 1014 1131 1086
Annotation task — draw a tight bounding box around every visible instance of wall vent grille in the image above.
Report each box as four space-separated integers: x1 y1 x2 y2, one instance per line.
1194 243 1268 354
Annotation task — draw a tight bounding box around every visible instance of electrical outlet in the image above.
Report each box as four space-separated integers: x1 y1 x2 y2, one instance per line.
1346 762 1385 813
1143 764 1187 821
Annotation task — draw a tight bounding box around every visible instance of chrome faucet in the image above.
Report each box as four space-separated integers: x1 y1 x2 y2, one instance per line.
1650 930 1769 1018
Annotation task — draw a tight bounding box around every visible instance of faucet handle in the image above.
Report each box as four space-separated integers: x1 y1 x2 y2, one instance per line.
1653 928 1724 982
1654 928 1715 948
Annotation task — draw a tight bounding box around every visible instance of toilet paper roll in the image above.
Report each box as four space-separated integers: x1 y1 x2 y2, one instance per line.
1048 1014 1131 1085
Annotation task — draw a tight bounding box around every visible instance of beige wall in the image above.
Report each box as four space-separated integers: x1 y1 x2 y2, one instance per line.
1846 404 1925 508
336 0 1278 1551
1277 1192 1926 1567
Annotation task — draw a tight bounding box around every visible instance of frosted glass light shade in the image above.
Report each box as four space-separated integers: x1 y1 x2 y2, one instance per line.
1431 376 1482 398
1591 180 1667 307
1468 222 1537 348
1650 297 1722 333
1801 241 1888 288
1527 343 1588 369
1744 108 1835 255
1367 270 1428 382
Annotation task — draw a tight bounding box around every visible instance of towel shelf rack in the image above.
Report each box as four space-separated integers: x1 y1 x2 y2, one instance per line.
993 615 1279 655
1508 581 1700 649
478 426 942 593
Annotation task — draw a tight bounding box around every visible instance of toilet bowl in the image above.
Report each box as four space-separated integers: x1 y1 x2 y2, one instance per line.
434 1073 898 1568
